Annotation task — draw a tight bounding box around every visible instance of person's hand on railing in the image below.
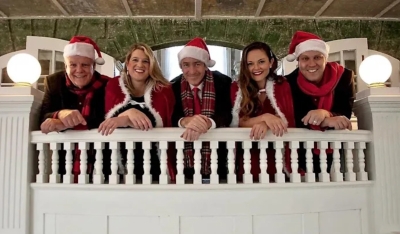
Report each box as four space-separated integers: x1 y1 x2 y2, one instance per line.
250 122 268 140
40 118 67 134
58 109 87 128
181 115 210 133
98 116 131 136
320 116 352 130
262 113 287 136
180 128 202 141
301 109 331 126
118 108 153 131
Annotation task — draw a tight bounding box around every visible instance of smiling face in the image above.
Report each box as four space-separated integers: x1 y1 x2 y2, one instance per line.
180 57 207 86
246 49 274 87
126 49 150 84
65 55 95 88
298 50 327 84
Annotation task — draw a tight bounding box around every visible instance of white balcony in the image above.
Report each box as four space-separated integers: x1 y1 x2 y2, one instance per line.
1 86 400 234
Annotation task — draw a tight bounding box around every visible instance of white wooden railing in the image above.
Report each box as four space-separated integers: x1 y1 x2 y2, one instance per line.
30 128 372 186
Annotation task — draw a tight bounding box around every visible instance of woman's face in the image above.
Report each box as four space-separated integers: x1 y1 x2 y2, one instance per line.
246 49 273 85
126 49 150 83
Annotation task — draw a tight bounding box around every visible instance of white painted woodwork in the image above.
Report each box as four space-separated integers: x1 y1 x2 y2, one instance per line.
330 141 343 182
49 142 60 183
193 141 202 184
258 141 269 184
354 87 400 234
142 141 152 185
304 141 315 183
78 142 89 184
289 141 300 183
0 86 43 234
124 141 136 185
343 142 356 182
93 142 104 184
242 141 252 184
63 142 74 184
318 141 330 182
226 141 236 184
210 141 219 184
109 142 119 185
274 141 285 183
159 141 169 185
175 141 185 185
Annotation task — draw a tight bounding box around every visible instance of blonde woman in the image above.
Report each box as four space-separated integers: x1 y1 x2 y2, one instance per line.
99 43 175 181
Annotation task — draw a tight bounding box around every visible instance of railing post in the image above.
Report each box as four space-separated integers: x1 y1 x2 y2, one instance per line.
0 86 43 234
354 87 400 234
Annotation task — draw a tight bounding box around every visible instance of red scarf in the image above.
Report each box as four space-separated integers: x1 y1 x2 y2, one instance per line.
180 70 216 175
297 62 344 156
297 62 344 112
65 72 109 130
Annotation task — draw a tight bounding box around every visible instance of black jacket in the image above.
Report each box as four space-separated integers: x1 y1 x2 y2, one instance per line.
39 71 108 129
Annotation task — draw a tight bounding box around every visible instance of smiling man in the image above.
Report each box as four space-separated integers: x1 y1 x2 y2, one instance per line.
285 31 355 131
171 37 233 179
39 36 110 182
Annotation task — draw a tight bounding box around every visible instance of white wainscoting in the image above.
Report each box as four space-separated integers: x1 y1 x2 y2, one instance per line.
31 183 371 234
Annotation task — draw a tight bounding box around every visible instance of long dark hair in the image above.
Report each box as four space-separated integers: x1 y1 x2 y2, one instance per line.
238 41 280 119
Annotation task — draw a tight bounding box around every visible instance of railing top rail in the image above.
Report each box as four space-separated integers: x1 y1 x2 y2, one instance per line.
30 128 372 143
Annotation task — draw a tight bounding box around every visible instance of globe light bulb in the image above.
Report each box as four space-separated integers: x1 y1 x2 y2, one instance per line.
359 55 392 88
7 53 41 86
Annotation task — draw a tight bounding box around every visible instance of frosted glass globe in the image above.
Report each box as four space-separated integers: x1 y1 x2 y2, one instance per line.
359 55 392 86
7 53 41 85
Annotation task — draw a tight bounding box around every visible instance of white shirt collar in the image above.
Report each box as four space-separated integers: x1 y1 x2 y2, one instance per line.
189 82 204 91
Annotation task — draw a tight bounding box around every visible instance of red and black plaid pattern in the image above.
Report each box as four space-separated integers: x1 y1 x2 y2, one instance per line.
65 72 108 182
180 70 216 175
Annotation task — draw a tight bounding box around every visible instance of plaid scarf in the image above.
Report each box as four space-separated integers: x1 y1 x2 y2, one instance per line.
65 72 108 182
180 70 216 175
65 72 109 130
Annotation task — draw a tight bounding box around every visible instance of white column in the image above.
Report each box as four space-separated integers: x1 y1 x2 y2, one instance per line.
125 141 136 184
175 141 185 184
259 141 269 184
142 141 152 185
226 141 236 184
78 142 89 184
242 141 252 184
289 141 300 183
93 142 104 184
159 141 168 185
354 87 400 234
330 141 343 182
343 142 356 182
49 142 60 183
109 141 119 185
210 141 219 184
193 141 202 184
318 141 330 182
304 141 315 183
0 87 43 234
63 142 74 184
274 141 285 183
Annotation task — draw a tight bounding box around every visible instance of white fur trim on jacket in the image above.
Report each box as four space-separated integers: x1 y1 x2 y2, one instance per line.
230 87 241 127
105 73 131 119
265 79 288 126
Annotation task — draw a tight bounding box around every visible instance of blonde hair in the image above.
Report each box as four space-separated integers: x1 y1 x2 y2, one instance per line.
123 43 169 94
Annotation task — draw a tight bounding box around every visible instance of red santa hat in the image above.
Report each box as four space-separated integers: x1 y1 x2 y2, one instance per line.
178 37 216 67
63 36 105 65
286 31 330 62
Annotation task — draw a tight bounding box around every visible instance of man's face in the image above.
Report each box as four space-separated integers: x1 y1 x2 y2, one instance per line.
181 57 207 86
65 56 95 88
298 51 327 84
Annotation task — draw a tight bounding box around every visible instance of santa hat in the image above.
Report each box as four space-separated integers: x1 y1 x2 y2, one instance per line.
63 36 105 65
286 31 330 62
178 37 216 67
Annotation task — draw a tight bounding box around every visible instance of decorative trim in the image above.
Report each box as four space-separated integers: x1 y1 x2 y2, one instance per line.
105 73 131 119
144 85 163 127
230 87 241 127
265 79 288 126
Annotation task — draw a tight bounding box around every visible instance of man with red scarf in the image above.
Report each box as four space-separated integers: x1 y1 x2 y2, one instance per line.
171 37 233 180
285 31 355 175
40 36 110 182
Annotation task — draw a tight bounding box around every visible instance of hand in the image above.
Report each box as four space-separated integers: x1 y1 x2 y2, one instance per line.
321 116 352 130
98 116 130 136
181 115 210 133
262 113 287 137
180 128 202 141
58 109 87 128
250 122 268 140
40 118 67 134
118 108 153 131
301 109 331 126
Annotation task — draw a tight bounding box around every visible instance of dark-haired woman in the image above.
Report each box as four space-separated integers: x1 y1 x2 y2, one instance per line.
231 42 295 181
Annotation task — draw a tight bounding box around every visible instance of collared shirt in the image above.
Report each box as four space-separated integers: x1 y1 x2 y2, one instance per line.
178 81 216 129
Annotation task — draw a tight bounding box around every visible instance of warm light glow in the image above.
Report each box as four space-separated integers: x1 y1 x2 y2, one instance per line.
7 53 41 85
359 55 392 88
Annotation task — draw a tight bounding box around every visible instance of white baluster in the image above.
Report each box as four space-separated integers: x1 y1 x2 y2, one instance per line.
274 141 285 183
227 141 236 184
49 142 60 183
159 141 168 185
259 141 269 184
304 141 315 183
109 142 119 184
93 142 104 184
330 141 343 182
343 142 356 182
243 141 252 184
210 141 219 184
176 141 185 184
78 142 89 184
142 141 152 184
289 141 300 183
318 141 330 182
63 143 74 184
193 141 202 184
356 142 368 181
125 142 136 184
36 143 48 183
